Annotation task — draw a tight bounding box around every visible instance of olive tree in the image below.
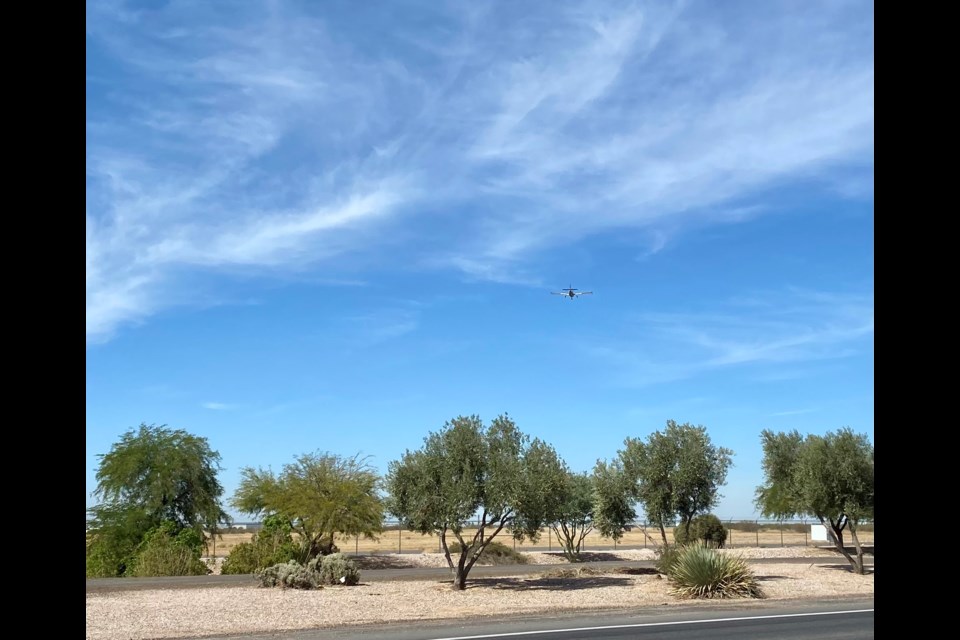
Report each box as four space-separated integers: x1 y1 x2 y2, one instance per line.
232 451 384 562
591 458 637 543
755 427 873 574
549 471 595 561
618 420 733 547
86 423 230 577
386 414 566 590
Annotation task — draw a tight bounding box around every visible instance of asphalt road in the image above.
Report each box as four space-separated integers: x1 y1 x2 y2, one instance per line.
85 556 872 593
175 599 874 639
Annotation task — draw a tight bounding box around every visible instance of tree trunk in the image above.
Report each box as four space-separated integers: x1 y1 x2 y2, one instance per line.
452 564 468 590
658 523 669 548
825 517 864 575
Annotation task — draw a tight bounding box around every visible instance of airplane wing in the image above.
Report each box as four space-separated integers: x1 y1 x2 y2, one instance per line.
577 291 593 295
550 292 565 295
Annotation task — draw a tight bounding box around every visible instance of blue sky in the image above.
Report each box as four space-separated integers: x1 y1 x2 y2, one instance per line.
86 0 874 522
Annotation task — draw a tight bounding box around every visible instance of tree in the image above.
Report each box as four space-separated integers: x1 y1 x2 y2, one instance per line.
386 414 566 590
591 458 637 543
618 420 734 548
755 427 874 574
232 451 384 562
549 471 596 561
86 423 230 577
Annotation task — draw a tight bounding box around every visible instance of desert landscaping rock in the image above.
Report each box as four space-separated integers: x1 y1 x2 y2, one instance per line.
87 547 873 640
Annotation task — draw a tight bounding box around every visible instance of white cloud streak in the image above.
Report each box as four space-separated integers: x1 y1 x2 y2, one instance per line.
584 287 873 386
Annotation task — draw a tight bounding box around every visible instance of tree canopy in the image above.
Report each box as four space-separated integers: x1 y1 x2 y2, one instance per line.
386 414 566 590
232 451 384 561
549 470 596 561
618 420 734 547
755 427 873 574
86 423 229 577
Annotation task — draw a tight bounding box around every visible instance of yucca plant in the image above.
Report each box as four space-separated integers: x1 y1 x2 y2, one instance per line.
668 545 765 599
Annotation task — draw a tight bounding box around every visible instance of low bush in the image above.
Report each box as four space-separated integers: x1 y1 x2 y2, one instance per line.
310 553 361 585
221 516 299 575
674 515 727 548
258 560 322 590
127 524 208 577
667 545 764 599
655 545 682 577
447 540 529 565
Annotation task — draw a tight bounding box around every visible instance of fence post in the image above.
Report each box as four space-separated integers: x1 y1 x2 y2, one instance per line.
780 521 784 547
727 520 732 548
398 525 402 554
755 520 759 547
355 534 359 556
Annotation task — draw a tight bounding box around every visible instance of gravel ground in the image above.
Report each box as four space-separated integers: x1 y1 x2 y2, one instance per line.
87 547 873 640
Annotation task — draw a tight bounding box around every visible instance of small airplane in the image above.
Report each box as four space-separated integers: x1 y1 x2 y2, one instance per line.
551 285 593 299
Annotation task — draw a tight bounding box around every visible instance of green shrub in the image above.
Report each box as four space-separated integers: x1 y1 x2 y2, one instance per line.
310 553 361 586
127 524 208 577
447 540 529 565
674 515 728 548
668 545 764 599
258 560 322 590
221 516 299 575
655 545 682 577
85 507 157 577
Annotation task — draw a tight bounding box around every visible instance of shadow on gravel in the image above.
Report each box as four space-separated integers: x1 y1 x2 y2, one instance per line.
354 556 421 570
466 575 635 591
543 552 625 563
821 564 875 575
612 567 660 576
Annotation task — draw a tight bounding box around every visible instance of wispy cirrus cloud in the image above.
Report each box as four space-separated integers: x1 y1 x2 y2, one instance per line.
87 0 873 342
584 287 873 386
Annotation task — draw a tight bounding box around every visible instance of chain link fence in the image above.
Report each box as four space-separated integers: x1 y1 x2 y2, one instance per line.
324 518 875 556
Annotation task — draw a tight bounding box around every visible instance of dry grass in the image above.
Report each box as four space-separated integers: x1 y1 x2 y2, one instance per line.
203 526 875 557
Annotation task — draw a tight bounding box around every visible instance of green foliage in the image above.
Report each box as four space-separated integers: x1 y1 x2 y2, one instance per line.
91 423 229 532
618 421 733 546
674 514 727 548
86 506 154 577
655 545 682 577
86 424 230 577
448 540 529 565
755 427 874 573
127 523 209 577
221 516 300 575
386 413 565 589
310 553 361 585
550 471 596 561
667 546 764 599
232 452 383 562
591 459 636 543
257 561 322 590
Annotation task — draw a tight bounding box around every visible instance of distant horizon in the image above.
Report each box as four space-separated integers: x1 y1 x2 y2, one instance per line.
86 0 873 524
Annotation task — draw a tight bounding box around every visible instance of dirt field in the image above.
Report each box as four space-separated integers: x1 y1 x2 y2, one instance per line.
205 525 875 557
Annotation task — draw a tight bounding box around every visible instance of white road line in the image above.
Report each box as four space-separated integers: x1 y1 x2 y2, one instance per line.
429 609 875 639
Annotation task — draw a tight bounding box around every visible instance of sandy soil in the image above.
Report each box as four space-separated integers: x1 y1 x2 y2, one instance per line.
87 547 873 640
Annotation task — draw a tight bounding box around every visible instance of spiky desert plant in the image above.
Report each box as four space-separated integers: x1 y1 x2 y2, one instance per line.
668 545 765 599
